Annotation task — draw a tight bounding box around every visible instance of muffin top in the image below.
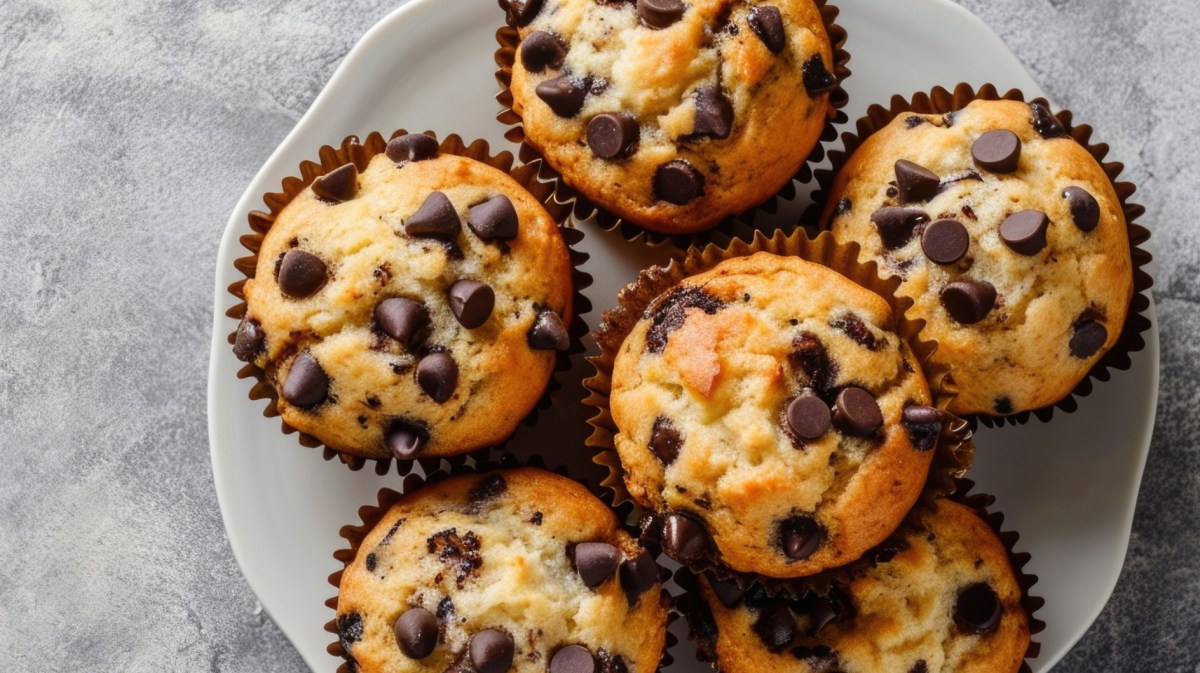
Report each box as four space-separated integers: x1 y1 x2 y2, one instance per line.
234 136 574 460
609 253 940 578
691 499 1031 673
505 0 837 234
822 99 1133 416
335 468 668 673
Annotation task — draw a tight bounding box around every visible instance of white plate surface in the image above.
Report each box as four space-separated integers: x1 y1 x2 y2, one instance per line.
207 0 1160 670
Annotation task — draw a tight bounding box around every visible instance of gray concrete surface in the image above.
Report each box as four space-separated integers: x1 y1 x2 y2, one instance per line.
0 0 1195 671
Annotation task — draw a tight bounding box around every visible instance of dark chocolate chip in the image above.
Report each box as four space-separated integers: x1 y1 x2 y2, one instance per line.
448 280 495 328
528 309 570 350
282 352 329 408
1070 319 1108 358
520 30 566 72
405 191 462 239
365 552 377 572
954 582 1002 635
789 645 839 672
834 197 851 216
394 608 439 659
387 422 426 460
467 195 519 241
833 387 882 437
692 85 733 139
895 159 940 204
1000 209 1050 255
786 393 831 440
416 352 458 403
386 133 440 163
649 416 683 464
437 596 455 620
831 314 880 350
338 612 364 653
551 645 596 673
646 286 724 353
905 115 926 129
469 629 515 673
596 650 628 673
748 5 786 54
536 74 591 117
573 542 621 588
870 207 929 249
921 218 970 264
637 0 685 29
779 516 823 560
972 129 1022 173
790 332 835 394
375 297 430 348
1063 186 1100 232
993 397 1013 415
753 601 796 651
233 318 264 362
902 405 944 451
619 551 658 603
808 596 839 636
909 661 929 673
277 249 327 298
663 513 709 563
1031 102 1068 139
940 280 997 325
587 112 640 159
709 578 746 607
312 163 358 203
801 53 837 97
504 0 544 27
653 159 704 205
468 474 508 511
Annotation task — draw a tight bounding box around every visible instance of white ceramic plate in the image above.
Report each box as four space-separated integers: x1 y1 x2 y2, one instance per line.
207 0 1160 670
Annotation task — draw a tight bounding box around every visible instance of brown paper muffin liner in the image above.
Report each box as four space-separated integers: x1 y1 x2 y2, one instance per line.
582 228 974 590
492 0 852 247
675 479 1045 673
225 131 593 475
322 453 677 673
801 82 1154 427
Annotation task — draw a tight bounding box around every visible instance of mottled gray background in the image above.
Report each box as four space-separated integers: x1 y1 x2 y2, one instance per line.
0 0 1196 671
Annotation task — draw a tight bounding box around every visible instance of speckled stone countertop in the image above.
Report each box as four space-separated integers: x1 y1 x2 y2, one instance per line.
0 0 1196 671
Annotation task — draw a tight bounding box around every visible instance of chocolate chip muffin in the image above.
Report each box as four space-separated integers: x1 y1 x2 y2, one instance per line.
233 135 574 461
609 253 941 578
503 0 839 234
333 468 669 673
688 499 1031 673
821 99 1133 416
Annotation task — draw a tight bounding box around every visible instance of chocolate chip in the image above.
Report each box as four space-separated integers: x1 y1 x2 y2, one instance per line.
801 53 837 97
1070 319 1108 358
646 286 724 353
587 113 640 159
619 551 658 604
870 207 929 249
394 608 439 659
786 394 831 440
387 422 426 460
448 280 495 328
338 612 364 654
790 332 835 394
1063 186 1100 232
1000 209 1050 255
504 0 544 27
749 5 786 54
790 646 840 673
779 516 823 561
895 160 940 204
437 596 455 620
649 416 683 464
416 352 457 403
551 645 596 673
282 352 328 408
692 85 733 139
364 552 377 572
833 387 882 437
902 405 944 451
905 115 926 129
972 129 1022 173
753 601 796 651
312 163 358 203
277 249 327 298
536 74 591 117
653 159 703 205
637 0 685 28
520 30 566 72
808 596 839 636
468 474 508 511
467 195 519 241
709 578 746 607
954 583 1002 635
940 280 997 325
834 197 852 216
921 218 970 264
469 629 515 673
405 191 462 239
994 397 1013 415
528 309 570 350
573 542 621 588
233 318 264 362
909 661 929 673
830 314 880 351
386 133 440 163
664 513 709 563
375 298 430 348
1030 102 1067 139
